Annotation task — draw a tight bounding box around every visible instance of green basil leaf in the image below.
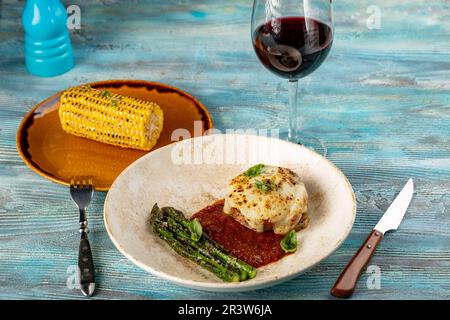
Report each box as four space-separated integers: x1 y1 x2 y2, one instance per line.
254 179 273 193
280 230 297 253
244 164 265 177
188 218 203 242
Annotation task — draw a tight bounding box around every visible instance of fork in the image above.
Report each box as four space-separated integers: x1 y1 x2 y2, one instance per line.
70 179 96 297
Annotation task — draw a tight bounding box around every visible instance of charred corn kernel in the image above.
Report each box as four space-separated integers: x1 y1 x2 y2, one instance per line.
59 86 164 151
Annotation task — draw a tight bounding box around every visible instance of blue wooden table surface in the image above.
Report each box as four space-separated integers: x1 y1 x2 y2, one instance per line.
1 0 449 299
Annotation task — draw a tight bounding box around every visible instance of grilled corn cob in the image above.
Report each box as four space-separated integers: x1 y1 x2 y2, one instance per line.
59 85 164 151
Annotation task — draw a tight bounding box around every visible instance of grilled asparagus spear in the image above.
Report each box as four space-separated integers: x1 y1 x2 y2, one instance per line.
150 204 257 282
154 220 240 282
162 208 257 280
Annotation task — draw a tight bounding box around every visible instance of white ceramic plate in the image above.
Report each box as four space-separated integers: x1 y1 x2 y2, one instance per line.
104 134 356 292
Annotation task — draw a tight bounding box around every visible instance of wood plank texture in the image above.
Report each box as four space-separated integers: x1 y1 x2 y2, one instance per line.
0 0 449 299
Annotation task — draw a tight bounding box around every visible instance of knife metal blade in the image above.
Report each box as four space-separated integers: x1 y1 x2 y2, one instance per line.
374 178 414 234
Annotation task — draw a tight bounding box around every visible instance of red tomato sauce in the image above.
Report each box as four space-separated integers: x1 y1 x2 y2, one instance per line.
192 200 287 268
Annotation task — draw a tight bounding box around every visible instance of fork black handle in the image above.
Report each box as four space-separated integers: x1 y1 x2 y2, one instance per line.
78 209 95 297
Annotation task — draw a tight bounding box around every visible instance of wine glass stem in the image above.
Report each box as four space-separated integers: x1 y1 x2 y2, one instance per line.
288 80 299 141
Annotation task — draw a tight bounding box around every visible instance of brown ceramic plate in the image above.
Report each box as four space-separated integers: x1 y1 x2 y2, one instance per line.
17 80 213 191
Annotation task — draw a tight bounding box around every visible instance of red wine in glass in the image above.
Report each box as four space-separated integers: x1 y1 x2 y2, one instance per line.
251 0 334 155
253 17 333 80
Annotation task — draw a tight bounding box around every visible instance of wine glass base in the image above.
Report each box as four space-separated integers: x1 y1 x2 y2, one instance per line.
279 131 328 157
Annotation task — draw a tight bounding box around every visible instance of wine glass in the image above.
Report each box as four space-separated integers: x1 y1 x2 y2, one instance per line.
251 0 334 154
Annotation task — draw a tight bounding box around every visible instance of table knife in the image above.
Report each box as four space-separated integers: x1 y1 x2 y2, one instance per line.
330 178 414 298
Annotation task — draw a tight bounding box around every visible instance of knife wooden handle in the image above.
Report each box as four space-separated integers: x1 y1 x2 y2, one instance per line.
330 229 383 298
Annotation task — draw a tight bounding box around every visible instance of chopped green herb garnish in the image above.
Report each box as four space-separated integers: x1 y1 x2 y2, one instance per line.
111 99 118 107
100 90 111 98
280 230 297 253
254 179 273 193
244 164 265 177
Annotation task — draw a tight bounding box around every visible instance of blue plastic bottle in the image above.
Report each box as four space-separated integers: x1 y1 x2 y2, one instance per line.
22 0 74 77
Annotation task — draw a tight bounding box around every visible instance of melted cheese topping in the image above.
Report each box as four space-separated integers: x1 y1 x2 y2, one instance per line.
223 165 308 235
